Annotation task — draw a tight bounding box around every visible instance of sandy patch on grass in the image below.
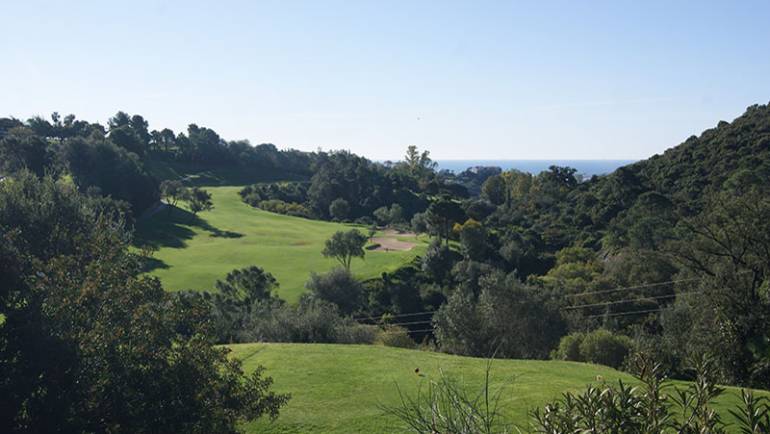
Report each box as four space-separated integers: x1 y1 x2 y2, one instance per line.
370 229 418 252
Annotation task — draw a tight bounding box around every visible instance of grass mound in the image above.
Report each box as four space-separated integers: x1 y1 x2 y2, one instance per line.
232 343 769 434
136 186 427 302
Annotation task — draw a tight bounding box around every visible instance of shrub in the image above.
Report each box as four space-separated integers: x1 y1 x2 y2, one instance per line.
579 329 634 369
433 272 565 359
305 267 364 315
232 297 375 344
375 325 416 349
257 199 313 218
329 198 350 221
552 332 585 362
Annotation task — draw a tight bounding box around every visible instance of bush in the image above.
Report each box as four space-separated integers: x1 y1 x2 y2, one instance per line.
257 199 313 218
231 297 376 344
578 329 634 369
375 325 416 349
329 198 350 221
306 267 363 315
433 272 565 359
552 332 585 362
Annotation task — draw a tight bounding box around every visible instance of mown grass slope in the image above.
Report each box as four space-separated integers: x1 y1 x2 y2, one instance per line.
233 343 768 434
136 186 427 302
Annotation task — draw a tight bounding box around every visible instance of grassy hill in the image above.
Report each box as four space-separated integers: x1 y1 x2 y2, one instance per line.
232 343 765 433
136 186 428 302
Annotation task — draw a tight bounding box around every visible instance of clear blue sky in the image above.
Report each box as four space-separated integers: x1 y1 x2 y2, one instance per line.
1 1 768 160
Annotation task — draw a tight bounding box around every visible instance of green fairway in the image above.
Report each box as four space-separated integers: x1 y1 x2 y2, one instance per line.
136 186 428 302
232 343 768 434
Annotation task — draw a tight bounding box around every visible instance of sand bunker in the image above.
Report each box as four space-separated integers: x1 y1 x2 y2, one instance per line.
370 229 418 252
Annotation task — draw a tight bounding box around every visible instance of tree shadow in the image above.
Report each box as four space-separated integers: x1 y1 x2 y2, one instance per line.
139 256 169 273
133 205 243 250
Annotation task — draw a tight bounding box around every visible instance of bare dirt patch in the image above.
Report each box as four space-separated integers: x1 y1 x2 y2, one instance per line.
370 229 418 252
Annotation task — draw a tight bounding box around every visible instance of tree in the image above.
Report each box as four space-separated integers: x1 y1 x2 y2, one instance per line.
213 266 280 342
0 127 53 177
322 229 368 270
159 180 188 210
0 173 289 433
305 267 363 315
62 136 159 213
373 206 391 225
481 174 507 206
187 187 213 216
666 187 770 387
329 198 350 221
456 219 487 261
216 266 278 303
433 271 565 359
421 240 459 285
426 197 466 246
404 145 436 180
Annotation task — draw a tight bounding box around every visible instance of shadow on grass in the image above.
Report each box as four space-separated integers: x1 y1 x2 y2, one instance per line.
134 205 243 251
139 256 169 273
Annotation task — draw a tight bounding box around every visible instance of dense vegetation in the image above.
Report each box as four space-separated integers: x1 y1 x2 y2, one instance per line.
2 103 769 432
0 111 316 215
0 173 288 433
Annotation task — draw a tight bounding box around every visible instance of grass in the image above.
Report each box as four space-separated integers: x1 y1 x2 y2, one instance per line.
232 343 769 434
136 186 428 302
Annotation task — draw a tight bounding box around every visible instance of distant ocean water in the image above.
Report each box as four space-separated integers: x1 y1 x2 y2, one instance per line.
435 160 637 176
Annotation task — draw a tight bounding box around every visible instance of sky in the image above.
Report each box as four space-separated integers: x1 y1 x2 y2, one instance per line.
1 1 769 160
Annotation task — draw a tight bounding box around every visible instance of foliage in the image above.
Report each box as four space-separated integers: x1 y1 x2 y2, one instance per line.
383 362 509 434
159 179 187 209
0 173 288 433
426 196 466 245
329 197 351 221
321 229 368 270
63 136 159 213
240 182 309 207
212 266 279 342
256 199 313 218
531 355 729 433
214 296 377 344
305 267 364 315
455 218 487 261
553 329 634 369
433 272 565 359
421 240 460 285
186 186 213 215
375 325 417 349
0 126 54 177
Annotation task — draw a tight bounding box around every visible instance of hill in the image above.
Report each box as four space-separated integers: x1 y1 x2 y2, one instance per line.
231 343 766 433
136 186 428 302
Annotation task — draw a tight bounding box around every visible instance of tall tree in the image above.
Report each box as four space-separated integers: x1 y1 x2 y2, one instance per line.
322 229 368 270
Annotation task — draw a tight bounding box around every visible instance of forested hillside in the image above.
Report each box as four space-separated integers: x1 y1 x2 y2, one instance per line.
2 104 769 433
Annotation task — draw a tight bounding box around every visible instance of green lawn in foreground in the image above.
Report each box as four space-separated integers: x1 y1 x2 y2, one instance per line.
232 343 768 434
136 186 428 302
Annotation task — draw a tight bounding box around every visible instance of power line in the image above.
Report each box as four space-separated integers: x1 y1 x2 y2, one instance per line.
562 291 701 310
585 308 664 319
565 277 702 299
352 311 436 322
377 319 433 327
378 327 435 335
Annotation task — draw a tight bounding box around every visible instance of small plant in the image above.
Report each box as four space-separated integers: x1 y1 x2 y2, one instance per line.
383 361 513 434
729 389 770 434
387 353 770 434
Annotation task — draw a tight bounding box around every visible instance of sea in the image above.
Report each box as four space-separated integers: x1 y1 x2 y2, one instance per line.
435 160 637 177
